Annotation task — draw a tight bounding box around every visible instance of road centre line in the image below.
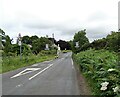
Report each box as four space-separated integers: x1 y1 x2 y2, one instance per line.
29 64 53 80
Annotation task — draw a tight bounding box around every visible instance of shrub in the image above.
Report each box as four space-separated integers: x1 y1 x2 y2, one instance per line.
73 49 120 97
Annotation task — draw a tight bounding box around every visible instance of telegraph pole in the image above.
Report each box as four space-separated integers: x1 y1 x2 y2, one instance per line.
118 2 120 31
52 33 54 44
18 33 22 60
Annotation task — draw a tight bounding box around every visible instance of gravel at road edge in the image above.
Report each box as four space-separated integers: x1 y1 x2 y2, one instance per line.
74 61 91 95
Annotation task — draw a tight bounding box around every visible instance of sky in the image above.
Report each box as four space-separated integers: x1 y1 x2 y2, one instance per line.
0 0 119 43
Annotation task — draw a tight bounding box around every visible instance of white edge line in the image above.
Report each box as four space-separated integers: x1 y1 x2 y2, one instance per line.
71 58 74 69
29 64 53 80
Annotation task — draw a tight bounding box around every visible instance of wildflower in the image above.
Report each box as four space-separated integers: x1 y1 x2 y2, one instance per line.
100 82 109 91
113 86 120 93
100 86 107 91
101 82 109 87
108 68 116 72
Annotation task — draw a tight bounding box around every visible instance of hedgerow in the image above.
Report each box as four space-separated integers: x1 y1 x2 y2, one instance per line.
73 49 120 97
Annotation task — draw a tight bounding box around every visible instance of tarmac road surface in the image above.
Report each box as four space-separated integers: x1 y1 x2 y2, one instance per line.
2 52 80 95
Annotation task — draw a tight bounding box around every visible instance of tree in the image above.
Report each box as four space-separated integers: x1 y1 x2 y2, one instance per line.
90 38 107 50
10 44 20 55
3 35 12 55
48 38 57 45
0 28 5 49
22 44 32 56
31 37 52 54
57 40 71 50
0 28 5 35
72 29 89 53
21 35 31 44
30 35 39 43
82 31 120 52
105 31 120 52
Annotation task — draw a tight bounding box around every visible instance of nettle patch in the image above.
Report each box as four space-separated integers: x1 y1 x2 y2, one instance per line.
74 49 120 97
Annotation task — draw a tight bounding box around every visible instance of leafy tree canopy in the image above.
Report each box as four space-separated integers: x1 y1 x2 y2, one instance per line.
72 29 89 53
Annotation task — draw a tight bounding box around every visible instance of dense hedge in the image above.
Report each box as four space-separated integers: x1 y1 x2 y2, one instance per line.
73 49 120 97
80 32 120 53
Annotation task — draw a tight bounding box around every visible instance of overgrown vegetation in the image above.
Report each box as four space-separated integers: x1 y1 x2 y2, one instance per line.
0 28 72 73
1 27 119 96
2 50 57 73
73 49 120 96
72 31 120 96
0 28 58 73
71 29 89 53
80 31 120 53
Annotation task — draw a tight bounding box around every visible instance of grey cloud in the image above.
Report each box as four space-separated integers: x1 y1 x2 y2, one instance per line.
23 20 80 37
86 26 110 40
23 21 56 30
87 11 109 22
1 12 116 43
56 27 78 36
1 22 17 31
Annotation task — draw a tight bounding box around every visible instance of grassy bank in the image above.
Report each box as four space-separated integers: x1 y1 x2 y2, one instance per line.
62 50 71 53
73 49 120 97
1 52 57 73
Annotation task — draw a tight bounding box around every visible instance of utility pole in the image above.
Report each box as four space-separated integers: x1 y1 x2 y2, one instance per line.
118 2 120 31
18 33 22 60
52 33 54 44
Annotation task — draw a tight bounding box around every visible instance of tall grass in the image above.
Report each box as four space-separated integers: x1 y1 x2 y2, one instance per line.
2 52 57 73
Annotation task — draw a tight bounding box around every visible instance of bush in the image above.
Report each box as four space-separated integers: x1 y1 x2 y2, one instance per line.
84 32 120 53
73 49 120 97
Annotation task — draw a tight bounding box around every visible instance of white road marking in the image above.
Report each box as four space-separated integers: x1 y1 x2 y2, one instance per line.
61 58 64 60
32 64 39 66
44 60 52 63
29 64 53 80
11 68 41 79
16 84 23 87
71 58 74 69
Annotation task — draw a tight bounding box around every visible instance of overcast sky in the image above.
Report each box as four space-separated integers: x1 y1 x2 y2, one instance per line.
0 0 119 43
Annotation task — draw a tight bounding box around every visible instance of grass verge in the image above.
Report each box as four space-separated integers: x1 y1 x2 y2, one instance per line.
72 55 91 95
1 54 57 73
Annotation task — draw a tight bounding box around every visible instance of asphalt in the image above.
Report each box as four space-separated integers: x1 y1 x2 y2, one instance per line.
2 52 80 95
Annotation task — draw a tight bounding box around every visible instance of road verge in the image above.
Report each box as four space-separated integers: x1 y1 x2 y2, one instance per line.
72 53 91 95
